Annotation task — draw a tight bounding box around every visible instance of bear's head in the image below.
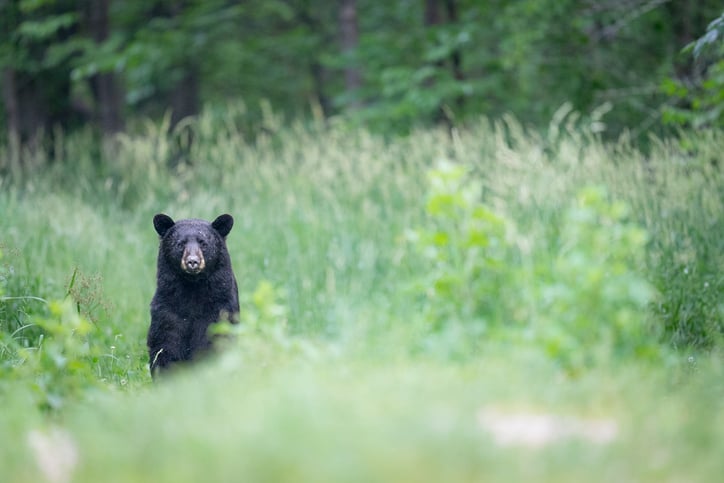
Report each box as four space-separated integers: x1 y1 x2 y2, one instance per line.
153 214 234 277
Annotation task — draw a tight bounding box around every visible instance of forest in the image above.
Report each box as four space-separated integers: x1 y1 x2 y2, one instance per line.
1 2 723 482
1 0 723 145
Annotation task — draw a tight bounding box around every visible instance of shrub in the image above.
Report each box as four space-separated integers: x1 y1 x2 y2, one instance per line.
407 163 659 370
18 299 102 411
1 250 108 411
212 281 322 368
530 186 659 371
405 161 514 353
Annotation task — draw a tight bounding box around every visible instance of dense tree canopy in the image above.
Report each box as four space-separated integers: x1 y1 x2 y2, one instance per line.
0 0 722 147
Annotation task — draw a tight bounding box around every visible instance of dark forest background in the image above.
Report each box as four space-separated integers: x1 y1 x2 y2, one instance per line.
1 0 723 149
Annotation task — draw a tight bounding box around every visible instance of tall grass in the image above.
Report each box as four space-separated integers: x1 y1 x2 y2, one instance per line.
6 111 719 345
0 111 722 481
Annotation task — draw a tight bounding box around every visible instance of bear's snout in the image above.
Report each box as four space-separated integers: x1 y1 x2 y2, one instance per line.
181 245 206 274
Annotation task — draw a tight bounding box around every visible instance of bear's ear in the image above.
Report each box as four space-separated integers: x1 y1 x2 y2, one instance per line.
153 214 175 237
212 214 234 237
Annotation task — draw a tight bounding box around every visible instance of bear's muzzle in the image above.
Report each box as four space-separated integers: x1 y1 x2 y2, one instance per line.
181 245 206 274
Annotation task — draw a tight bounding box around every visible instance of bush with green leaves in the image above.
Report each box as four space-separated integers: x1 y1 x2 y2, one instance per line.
1 297 105 412
212 281 322 368
408 163 659 370
1 250 107 411
0 246 49 350
663 12 724 128
530 186 659 370
21 299 103 410
405 161 514 353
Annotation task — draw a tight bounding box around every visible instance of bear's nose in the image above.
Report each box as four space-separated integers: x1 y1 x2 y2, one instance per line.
186 257 200 269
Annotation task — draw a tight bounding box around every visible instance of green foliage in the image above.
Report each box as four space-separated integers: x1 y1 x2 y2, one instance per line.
0 244 49 358
408 164 658 370
212 281 325 370
0 245 127 410
340 14 474 131
17 13 77 41
663 12 724 128
691 12 724 59
531 186 658 370
629 130 723 349
241 280 289 334
107 1 244 106
2 299 103 412
2 1 721 139
214 280 289 347
407 162 512 343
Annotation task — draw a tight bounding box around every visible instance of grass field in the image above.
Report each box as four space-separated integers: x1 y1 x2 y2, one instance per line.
0 113 722 481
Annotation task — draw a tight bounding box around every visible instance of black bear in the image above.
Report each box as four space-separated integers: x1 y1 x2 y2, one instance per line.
147 213 239 378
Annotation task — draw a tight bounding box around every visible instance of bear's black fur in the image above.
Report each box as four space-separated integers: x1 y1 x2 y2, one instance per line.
147 213 239 378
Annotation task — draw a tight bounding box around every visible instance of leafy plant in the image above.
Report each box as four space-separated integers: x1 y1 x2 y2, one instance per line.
407 164 659 370
531 186 659 371
2 298 103 412
0 245 48 356
663 12 724 128
1 251 110 411
212 281 321 366
406 161 513 348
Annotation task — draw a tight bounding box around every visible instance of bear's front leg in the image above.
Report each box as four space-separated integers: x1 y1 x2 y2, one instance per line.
147 311 186 378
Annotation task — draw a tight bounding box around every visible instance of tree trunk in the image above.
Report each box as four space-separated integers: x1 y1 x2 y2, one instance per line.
444 0 464 112
423 0 454 128
339 0 362 109
424 0 442 26
1 67 20 145
445 0 463 83
290 3 332 116
1 67 22 170
164 65 200 165
89 0 124 135
310 61 332 117
169 65 201 130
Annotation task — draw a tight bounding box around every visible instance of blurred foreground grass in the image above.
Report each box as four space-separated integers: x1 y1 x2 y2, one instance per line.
3 347 723 483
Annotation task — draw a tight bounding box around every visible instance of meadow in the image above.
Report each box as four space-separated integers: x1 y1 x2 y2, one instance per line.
0 110 722 482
